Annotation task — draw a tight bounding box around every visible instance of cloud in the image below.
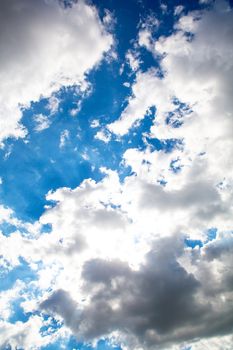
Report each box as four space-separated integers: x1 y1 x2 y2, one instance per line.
125 50 141 72
40 289 79 330
108 0 233 192
107 69 173 135
174 5 184 16
95 129 112 143
1 1 233 349
0 0 112 144
0 164 233 348
59 129 70 148
39 234 233 349
34 114 51 132
0 315 64 349
107 0 233 235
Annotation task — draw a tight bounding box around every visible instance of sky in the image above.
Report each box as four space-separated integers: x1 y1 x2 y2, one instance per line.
0 0 233 349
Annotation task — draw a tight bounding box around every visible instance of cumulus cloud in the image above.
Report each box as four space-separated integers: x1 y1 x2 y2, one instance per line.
108 0 233 192
0 161 232 348
108 0 233 235
39 234 233 349
107 69 173 135
0 0 112 144
33 2 233 339
1 1 233 349
0 314 67 349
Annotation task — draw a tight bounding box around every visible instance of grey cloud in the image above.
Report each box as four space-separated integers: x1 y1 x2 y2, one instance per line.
39 235 233 348
79 238 204 345
139 179 226 223
40 234 233 348
140 180 220 209
201 235 233 296
39 233 87 258
83 258 129 284
40 289 81 332
203 234 233 261
60 234 87 255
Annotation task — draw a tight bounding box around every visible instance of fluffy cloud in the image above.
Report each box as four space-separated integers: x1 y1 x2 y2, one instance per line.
40 233 233 349
36 2 233 346
0 0 112 144
0 165 232 348
1 1 233 349
107 69 173 135
108 0 233 236
108 0 233 187
0 315 67 349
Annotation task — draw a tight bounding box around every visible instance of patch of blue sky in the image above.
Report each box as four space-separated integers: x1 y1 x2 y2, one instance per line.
137 47 161 74
170 158 183 173
0 222 18 237
94 0 202 48
0 258 37 293
40 314 63 337
165 100 192 130
185 239 203 249
40 342 65 350
42 337 123 350
185 228 218 249
8 297 32 324
40 223 52 234
205 227 217 242
39 313 123 350
41 339 120 350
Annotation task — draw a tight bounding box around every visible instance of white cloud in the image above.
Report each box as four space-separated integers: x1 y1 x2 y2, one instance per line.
47 95 60 115
199 0 213 4
0 163 233 348
59 130 70 148
1 1 233 349
107 69 173 135
174 5 184 16
0 0 113 144
160 3 168 13
70 104 81 117
138 14 159 52
0 315 68 349
34 114 51 132
108 0 233 196
95 129 112 143
138 29 152 51
126 51 141 72
90 119 100 128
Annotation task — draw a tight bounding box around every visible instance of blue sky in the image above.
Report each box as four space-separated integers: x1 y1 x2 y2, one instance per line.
0 0 233 349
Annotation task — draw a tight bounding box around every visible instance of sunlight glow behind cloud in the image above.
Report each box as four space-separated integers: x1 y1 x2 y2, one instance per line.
0 0 233 349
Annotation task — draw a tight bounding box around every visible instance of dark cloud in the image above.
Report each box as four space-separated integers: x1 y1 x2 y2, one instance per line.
203 234 233 261
79 237 203 345
40 289 80 332
40 235 233 348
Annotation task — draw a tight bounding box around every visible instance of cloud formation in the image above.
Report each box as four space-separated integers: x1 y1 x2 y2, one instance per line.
40 234 233 349
0 0 112 144
0 1 233 349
